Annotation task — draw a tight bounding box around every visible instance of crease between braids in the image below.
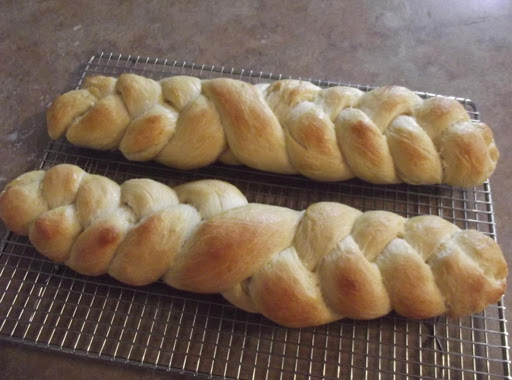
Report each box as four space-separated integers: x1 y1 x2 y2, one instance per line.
47 74 499 187
0 164 507 328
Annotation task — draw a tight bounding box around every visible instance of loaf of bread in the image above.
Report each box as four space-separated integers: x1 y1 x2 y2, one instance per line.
0 164 506 327
47 74 499 187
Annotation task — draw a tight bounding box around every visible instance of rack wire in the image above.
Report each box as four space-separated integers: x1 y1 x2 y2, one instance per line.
0 52 510 379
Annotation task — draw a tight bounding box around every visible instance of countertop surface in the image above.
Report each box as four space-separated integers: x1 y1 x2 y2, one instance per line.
1 1 511 379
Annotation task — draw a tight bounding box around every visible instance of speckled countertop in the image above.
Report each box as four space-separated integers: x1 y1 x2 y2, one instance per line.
1 1 511 378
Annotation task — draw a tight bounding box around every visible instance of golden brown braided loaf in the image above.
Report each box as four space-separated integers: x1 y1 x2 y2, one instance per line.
47 74 499 187
0 164 506 327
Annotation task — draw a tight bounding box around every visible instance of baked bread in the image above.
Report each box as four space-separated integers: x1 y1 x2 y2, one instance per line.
47 74 499 187
0 164 506 327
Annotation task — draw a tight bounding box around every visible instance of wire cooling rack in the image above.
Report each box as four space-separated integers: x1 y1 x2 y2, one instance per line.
0 52 510 379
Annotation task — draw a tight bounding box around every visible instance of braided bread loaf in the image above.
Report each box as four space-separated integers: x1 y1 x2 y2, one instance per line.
0 164 506 327
47 74 499 187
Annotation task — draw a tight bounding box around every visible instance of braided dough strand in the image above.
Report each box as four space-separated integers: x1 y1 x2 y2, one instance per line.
47 74 499 187
0 164 506 327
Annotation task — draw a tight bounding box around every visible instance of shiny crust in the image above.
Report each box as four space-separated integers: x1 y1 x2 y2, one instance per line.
46 75 499 187
0 164 507 327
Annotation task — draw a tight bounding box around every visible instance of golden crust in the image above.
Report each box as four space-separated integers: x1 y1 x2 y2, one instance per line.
440 121 498 187
336 109 399 184
160 76 201 110
430 231 507 316
319 237 391 320
203 79 296 174
116 74 161 118
66 210 131 276
358 86 423 132
47 89 98 139
47 75 499 186
66 95 131 149
83 76 116 97
42 164 85 208
249 247 337 327
174 179 247 220
285 102 353 181
293 202 361 270
109 205 200 286
163 204 301 293
155 95 226 169
29 205 81 262
0 165 507 327
120 104 178 161
415 96 470 140
386 116 443 184
377 239 445 319
0 171 47 234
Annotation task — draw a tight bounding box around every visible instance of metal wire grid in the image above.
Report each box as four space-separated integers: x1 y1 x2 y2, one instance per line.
0 52 509 379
